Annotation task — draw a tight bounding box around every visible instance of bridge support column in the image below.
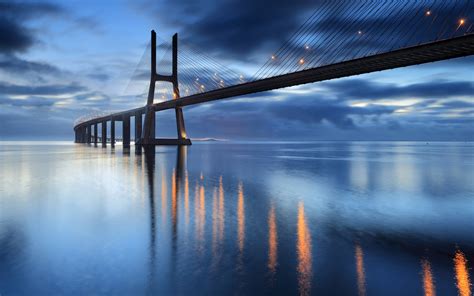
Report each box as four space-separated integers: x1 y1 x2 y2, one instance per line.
79 128 83 143
93 124 98 146
123 115 130 149
86 125 91 144
102 121 107 147
111 119 115 148
135 112 142 145
175 107 189 143
140 31 191 146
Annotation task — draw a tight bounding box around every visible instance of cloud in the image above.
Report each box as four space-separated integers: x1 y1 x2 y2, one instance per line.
0 81 86 96
87 73 110 82
0 55 62 77
0 17 34 53
135 0 317 60
73 91 110 102
135 0 473 66
0 1 63 53
440 100 474 109
266 97 395 129
186 93 396 132
321 79 474 100
0 96 56 107
72 15 103 33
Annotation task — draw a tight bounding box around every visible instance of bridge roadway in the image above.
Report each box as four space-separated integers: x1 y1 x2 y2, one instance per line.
74 34 474 145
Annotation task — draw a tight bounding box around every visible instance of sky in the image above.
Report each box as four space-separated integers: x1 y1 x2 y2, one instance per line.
0 0 473 141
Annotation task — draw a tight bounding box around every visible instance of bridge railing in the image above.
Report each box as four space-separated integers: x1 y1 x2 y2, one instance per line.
74 110 121 126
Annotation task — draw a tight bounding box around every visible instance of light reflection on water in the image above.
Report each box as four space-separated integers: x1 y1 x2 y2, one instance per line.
0 141 473 295
268 204 278 278
297 202 312 296
454 250 472 296
355 244 367 296
421 258 436 296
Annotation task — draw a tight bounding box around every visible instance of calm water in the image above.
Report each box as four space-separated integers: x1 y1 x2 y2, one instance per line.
0 141 473 295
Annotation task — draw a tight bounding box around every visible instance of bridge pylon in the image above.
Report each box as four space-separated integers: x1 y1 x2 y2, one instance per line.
140 30 191 146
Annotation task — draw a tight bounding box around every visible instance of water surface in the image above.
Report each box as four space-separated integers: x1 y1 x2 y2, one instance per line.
0 141 473 295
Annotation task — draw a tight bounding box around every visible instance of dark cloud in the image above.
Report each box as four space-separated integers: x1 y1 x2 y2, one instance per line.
0 17 34 53
321 79 474 100
441 100 474 109
0 81 86 96
136 0 473 66
87 73 110 82
0 55 62 76
0 96 56 107
434 117 474 126
156 89 471 141
186 93 395 132
73 91 110 102
0 1 63 53
0 2 62 18
73 16 102 33
267 100 394 129
136 0 317 59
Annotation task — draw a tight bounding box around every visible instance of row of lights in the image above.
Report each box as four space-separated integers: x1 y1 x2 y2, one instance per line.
269 13 468 65
181 74 246 94
425 10 466 27
164 12 468 98
157 14 468 99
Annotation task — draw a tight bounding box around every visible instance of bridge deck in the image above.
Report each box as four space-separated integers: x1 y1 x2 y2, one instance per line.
74 34 474 130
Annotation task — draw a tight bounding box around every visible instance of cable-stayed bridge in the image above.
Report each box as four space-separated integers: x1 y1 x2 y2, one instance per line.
74 0 474 147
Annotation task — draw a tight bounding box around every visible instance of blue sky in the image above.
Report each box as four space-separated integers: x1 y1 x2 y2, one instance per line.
0 0 473 141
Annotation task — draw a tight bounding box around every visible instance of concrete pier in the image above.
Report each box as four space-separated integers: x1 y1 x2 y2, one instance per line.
86 125 91 144
93 124 98 146
101 121 107 147
135 112 142 145
111 120 115 148
123 115 130 149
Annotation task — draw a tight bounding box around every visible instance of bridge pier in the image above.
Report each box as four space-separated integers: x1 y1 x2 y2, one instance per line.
175 107 189 143
101 121 107 147
81 126 84 144
111 119 115 148
93 123 98 146
86 125 91 144
123 115 130 149
135 112 142 145
81 127 86 143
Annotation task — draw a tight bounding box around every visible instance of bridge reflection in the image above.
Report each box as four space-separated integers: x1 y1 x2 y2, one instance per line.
136 146 472 295
143 147 157 293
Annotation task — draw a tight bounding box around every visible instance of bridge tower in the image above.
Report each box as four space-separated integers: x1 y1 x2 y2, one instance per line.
140 30 191 146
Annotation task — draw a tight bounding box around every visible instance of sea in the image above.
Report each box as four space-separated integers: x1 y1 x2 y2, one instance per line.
0 141 473 295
